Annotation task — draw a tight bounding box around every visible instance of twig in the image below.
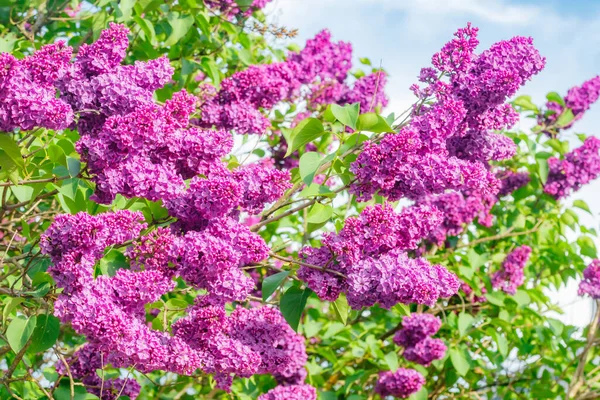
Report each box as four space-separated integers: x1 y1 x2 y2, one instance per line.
568 301 600 398
55 349 75 400
456 220 543 249
268 252 346 278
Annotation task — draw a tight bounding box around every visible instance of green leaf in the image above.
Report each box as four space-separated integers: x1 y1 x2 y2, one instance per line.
98 250 129 277
330 103 360 130
67 157 81 177
165 13 195 47
578 236 597 258
485 291 505 306
7 315 37 353
299 152 322 185
458 312 474 336
356 112 394 133
10 185 35 203
556 109 574 128
262 271 290 301
512 290 531 307
3 297 25 324
133 16 156 44
574 200 592 214
116 0 136 21
28 314 60 353
54 384 99 400
285 118 325 157
408 388 429 400
24 282 51 298
201 57 221 87
0 32 17 53
280 286 312 331
0 150 20 184
494 331 508 357
536 155 549 185
384 351 399 372
235 0 253 9
307 203 332 224
546 92 565 106
449 348 469 376
332 293 349 325
0 134 24 169
512 95 539 112
546 139 569 155
299 183 334 198
467 249 487 269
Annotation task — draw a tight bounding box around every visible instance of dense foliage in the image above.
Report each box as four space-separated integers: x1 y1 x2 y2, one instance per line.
1 1 600 399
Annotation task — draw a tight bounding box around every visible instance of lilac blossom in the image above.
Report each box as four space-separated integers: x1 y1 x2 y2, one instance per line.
375 369 425 399
491 245 532 295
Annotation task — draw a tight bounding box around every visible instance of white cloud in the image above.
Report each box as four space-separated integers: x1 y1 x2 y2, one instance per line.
363 0 542 25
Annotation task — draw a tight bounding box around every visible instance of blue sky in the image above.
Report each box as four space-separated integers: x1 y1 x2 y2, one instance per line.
265 0 600 326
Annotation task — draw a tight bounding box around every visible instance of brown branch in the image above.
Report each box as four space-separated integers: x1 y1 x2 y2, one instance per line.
1 338 33 382
568 300 600 398
456 220 543 249
3 190 58 211
0 175 71 187
268 252 346 278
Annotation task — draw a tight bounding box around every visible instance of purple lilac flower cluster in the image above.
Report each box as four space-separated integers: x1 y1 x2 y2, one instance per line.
375 368 425 399
3 24 293 207
198 62 300 134
412 167 529 247
80 90 234 204
298 204 460 309
393 314 447 366
198 29 387 134
415 190 496 247
350 24 544 202
498 170 530 196
163 162 291 231
545 76 600 130
203 0 273 18
491 245 532 295
258 384 317 400
461 281 487 303
59 344 141 400
41 210 312 397
545 137 600 199
0 44 74 131
578 260 600 299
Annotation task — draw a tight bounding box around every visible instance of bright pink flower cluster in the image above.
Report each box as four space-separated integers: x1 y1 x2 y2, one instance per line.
578 260 600 299
298 204 459 309
491 245 532 295
375 368 425 399
351 24 544 202
58 344 141 400
3 24 294 208
498 170 530 196
545 136 600 199
163 163 291 231
461 281 487 303
546 76 600 130
198 62 300 134
41 210 311 397
415 190 496 246
204 0 273 18
394 314 446 366
258 384 317 400
0 45 74 131
198 29 387 134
